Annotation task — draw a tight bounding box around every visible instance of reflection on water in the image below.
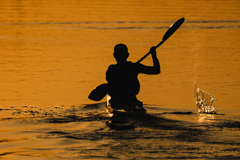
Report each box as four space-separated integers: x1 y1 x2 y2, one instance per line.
197 113 215 123
1 103 240 159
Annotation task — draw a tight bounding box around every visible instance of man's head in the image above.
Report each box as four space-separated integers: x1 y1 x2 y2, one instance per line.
113 43 129 63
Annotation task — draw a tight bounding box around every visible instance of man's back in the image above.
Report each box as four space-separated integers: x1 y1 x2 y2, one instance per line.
106 61 140 103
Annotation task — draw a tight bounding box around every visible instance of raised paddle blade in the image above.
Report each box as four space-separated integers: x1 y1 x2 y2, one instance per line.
88 83 108 101
156 17 185 48
137 17 185 63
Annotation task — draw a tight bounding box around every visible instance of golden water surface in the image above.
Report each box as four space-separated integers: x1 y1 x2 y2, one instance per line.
0 0 240 112
0 0 240 159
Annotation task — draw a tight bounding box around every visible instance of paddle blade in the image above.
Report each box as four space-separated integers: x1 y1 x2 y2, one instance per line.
157 17 185 47
88 83 108 101
163 18 185 41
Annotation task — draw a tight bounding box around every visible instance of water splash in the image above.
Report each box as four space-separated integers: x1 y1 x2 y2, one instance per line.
194 86 217 114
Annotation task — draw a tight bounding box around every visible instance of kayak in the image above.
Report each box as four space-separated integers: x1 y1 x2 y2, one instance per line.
105 96 146 129
106 96 146 116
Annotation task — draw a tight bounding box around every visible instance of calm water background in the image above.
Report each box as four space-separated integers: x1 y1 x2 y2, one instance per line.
0 0 240 113
0 0 240 159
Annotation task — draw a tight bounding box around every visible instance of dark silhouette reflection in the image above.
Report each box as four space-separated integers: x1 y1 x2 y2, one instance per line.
106 44 160 111
43 111 207 142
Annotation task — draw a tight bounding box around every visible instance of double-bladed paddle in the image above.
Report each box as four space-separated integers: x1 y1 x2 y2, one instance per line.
88 17 185 101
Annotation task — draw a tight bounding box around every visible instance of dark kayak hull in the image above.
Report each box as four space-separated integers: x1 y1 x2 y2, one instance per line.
106 96 146 129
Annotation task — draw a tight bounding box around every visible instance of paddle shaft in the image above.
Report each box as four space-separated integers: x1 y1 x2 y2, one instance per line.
136 41 163 63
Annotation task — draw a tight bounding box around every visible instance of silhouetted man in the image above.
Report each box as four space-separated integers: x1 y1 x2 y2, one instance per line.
106 43 160 111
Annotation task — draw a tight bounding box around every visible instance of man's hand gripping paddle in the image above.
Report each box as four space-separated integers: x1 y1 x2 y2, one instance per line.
88 18 185 101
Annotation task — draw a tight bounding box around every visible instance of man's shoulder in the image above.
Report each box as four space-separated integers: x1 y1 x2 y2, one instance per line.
126 61 140 68
131 62 145 67
127 61 140 66
107 64 117 72
108 64 116 68
107 62 144 70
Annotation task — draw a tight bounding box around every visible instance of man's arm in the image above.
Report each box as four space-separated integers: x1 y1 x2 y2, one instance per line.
138 47 161 74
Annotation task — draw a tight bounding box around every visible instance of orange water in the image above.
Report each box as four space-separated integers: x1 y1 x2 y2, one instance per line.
0 0 240 159
1 0 240 114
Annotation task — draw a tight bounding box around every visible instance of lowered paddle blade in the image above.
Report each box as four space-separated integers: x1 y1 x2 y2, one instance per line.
88 83 108 101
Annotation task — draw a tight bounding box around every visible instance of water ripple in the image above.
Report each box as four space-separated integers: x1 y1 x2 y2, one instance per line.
1 20 240 30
